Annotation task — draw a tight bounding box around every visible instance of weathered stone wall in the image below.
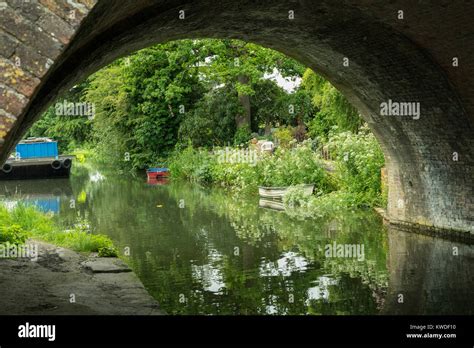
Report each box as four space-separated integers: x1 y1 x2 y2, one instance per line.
0 0 473 233
0 0 95 145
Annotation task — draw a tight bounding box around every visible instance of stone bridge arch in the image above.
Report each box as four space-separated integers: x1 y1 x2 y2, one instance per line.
1 0 473 233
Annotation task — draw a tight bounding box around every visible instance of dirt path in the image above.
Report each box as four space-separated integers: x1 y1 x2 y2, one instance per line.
0 240 164 315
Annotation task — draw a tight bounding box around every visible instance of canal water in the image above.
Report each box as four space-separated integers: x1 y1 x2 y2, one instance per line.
1 163 472 315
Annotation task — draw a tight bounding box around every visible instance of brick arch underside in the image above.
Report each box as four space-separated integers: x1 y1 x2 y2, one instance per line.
1 0 472 233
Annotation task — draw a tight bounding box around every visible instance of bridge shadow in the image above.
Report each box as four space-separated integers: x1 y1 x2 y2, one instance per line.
382 225 474 315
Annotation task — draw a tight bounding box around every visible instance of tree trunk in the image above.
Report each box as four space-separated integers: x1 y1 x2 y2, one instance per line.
264 121 272 136
236 74 251 128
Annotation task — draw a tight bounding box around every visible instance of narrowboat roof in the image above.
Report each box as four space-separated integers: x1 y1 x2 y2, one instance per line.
19 137 56 144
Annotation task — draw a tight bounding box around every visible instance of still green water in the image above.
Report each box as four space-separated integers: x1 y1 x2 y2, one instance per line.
1 163 472 315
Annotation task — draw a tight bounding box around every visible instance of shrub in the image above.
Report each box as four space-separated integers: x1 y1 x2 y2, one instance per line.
169 146 214 184
0 204 118 254
273 126 294 149
258 140 333 191
4 204 55 236
194 161 214 184
98 246 119 257
0 224 29 245
61 230 115 253
233 126 252 146
169 140 333 194
283 191 359 220
281 185 314 208
326 125 385 206
292 124 307 142
211 160 258 192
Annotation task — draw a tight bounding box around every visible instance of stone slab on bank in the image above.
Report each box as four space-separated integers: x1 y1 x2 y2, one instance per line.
82 257 132 273
0 240 164 315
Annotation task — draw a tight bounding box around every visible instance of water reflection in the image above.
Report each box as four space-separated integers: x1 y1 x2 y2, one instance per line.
306 276 338 303
260 251 309 277
1 163 472 315
45 166 388 315
382 226 473 315
191 249 226 294
0 179 73 214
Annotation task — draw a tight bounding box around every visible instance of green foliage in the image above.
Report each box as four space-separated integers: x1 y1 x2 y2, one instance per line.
182 38 306 132
251 80 287 130
0 204 116 254
326 125 385 206
201 39 305 98
273 126 294 149
0 224 28 245
279 126 385 213
283 190 359 219
210 159 257 192
98 246 118 257
169 140 333 193
178 87 238 147
57 230 115 254
81 38 306 168
233 125 252 145
5 204 55 236
249 79 313 132
84 64 130 166
26 81 93 153
30 39 308 167
280 185 314 208
169 129 383 209
168 146 213 183
258 140 332 189
85 41 206 170
302 69 363 141
125 42 205 165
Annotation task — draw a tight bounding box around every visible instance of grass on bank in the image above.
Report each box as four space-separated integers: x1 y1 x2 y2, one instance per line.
0 204 117 257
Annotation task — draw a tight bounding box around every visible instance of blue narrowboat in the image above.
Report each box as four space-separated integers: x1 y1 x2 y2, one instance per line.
0 138 73 180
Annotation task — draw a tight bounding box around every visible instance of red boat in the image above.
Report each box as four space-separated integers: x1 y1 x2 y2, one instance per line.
147 177 169 186
146 167 170 180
